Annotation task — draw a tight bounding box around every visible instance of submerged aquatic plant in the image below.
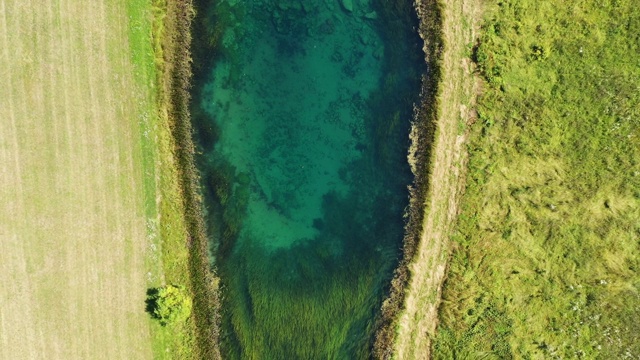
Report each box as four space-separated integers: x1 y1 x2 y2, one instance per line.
221 240 392 359
189 0 424 357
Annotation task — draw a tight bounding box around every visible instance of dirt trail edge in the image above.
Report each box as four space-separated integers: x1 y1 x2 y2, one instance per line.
379 0 482 358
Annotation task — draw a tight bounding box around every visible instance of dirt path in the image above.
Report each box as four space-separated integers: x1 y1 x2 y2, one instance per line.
0 0 157 358
392 1 482 358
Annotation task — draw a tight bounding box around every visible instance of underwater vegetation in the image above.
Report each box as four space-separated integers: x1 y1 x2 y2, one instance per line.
190 0 425 357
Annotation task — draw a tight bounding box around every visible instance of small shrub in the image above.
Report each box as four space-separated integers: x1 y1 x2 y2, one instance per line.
146 285 193 326
529 44 548 61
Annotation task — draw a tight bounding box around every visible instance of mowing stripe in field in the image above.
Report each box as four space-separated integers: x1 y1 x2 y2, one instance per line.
0 0 158 358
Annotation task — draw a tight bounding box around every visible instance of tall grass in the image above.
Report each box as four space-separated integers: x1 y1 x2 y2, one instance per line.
130 0 222 358
124 1 199 358
158 0 223 358
433 0 640 358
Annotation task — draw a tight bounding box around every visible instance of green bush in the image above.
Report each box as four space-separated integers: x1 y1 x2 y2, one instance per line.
146 285 193 326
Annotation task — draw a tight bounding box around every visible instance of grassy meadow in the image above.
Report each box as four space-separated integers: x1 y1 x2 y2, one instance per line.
433 0 640 358
0 0 201 358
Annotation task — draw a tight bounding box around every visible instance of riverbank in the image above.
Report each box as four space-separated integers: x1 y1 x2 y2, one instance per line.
373 0 482 358
151 0 221 358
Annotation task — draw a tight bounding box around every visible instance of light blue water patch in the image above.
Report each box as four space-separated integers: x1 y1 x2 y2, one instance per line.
201 0 385 249
192 0 424 357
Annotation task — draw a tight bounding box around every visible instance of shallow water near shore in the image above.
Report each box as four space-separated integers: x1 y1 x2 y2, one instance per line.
191 0 424 357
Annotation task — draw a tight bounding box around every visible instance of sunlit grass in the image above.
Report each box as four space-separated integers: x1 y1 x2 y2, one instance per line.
433 0 640 358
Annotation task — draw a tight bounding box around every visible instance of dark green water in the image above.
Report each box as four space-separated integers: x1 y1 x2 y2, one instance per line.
191 0 424 358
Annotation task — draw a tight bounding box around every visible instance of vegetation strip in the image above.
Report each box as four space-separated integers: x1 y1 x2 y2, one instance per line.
371 0 442 357
373 0 481 358
156 0 221 358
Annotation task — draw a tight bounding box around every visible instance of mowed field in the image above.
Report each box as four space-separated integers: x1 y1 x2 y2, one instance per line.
0 0 158 358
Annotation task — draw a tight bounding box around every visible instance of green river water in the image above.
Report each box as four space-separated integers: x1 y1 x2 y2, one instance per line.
190 0 425 357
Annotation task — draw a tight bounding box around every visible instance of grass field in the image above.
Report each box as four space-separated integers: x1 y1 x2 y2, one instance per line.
433 0 640 358
0 0 197 358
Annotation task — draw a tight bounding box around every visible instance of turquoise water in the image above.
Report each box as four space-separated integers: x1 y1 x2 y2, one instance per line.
191 0 424 357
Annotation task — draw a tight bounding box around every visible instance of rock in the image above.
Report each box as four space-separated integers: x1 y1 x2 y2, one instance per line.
340 0 353 12
364 11 378 20
373 46 383 59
